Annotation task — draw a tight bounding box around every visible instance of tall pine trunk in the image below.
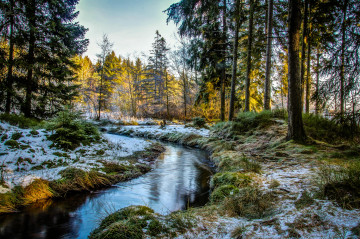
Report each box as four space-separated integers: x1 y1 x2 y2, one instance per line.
305 34 311 113
244 0 254 112
24 0 36 118
220 0 227 121
340 0 348 121
315 47 320 115
264 0 273 110
229 0 241 120
5 0 15 114
300 0 308 111
287 0 306 142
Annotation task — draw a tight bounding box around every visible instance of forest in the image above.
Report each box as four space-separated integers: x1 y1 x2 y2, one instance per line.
0 0 360 238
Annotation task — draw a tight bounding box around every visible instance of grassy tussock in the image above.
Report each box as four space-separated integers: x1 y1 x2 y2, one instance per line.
317 161 360 209
223 186 275 219
212 151 261 173
23 179 53 205
89 205 194 238
52 168 112 194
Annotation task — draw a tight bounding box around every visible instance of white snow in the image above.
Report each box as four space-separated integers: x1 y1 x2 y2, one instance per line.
120 125 210 137
0 122 153 189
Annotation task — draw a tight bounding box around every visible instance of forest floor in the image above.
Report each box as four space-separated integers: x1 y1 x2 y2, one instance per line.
93 117 360 239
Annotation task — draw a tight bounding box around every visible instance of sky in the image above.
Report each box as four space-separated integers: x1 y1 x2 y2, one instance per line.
76 0 179 62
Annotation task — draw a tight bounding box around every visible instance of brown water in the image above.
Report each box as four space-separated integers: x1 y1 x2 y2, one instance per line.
0 136 213 239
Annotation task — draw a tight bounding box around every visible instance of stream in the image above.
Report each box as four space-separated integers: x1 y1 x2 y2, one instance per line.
0 135 213 239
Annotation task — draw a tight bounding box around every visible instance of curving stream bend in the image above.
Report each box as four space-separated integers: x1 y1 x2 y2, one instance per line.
0 135 213 239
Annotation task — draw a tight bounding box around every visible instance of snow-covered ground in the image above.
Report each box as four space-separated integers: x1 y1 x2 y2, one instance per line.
119 125 210 137
0 122 151 190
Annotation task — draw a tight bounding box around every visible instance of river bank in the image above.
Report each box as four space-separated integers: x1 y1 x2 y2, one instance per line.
0 120 165 213
94 116 360 238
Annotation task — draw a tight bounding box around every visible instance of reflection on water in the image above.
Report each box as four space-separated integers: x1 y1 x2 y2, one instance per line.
0 138 213 239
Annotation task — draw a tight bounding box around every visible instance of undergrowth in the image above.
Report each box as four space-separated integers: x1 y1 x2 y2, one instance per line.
317 161 360 209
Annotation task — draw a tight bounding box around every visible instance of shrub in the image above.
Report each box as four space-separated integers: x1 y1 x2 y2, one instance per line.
192 117 206 128
11 132 23 140
303 114 341 143
46 109 100 150
4 139 20 149
0 113 41 128
317 162 360 209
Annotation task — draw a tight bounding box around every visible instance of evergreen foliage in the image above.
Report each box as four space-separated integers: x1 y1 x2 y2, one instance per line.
46 109 100 150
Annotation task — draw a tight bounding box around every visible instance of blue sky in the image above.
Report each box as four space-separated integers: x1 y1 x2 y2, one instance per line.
76 0 179 61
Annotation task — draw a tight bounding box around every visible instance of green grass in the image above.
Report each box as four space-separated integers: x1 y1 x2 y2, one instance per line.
0 113 42 129
317 161 360 209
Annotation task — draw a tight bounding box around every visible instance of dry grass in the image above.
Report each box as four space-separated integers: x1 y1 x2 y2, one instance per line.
23 179 53 204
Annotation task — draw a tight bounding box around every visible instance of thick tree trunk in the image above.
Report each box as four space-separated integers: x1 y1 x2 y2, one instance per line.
287 0 306 142
5 0 15 114
229 0 241 120
244 0 254 112
220 0 227 121
24 0 36 118
264 0 273 110
300 0 308 111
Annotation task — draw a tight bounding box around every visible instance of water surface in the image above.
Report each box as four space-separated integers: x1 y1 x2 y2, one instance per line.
0 136 213 239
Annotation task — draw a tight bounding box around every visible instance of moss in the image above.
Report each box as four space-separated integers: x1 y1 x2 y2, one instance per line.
96 149 105 155
4 139 20 149
90 220 144 239
210 184 240 202
53 152 70 158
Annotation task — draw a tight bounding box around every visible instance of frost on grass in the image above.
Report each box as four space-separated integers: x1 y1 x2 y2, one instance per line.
0 122 154 189
116 125 210 137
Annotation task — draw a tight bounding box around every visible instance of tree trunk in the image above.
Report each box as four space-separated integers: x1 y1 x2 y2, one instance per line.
182 68 187 121
244 0 254 112
24 0 36 118
165 70 169 119
220 0 227 121
340 0 348 121
305 33 311 114
300 0 308 111
264 0 273 110
98 58 105 120
315 46 320 115
287 0 306 142
5 0 15 114
229 0 241 120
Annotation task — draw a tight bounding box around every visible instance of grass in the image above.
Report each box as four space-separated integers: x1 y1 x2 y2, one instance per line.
211 172 252 189
4 139 20 149
223 186 275 219
0 113 42 129
23 179 53 205
317 161 360 209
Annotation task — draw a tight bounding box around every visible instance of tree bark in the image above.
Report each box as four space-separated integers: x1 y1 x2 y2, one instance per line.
229 0 241 121
287 0 306 142
244 0 254 112
220 0 227 121
305 33 311 114
24 0 36 118
315 46 320 115
264 0 273 110
300 0 308 111
340 0 348 121
5 0 15 114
